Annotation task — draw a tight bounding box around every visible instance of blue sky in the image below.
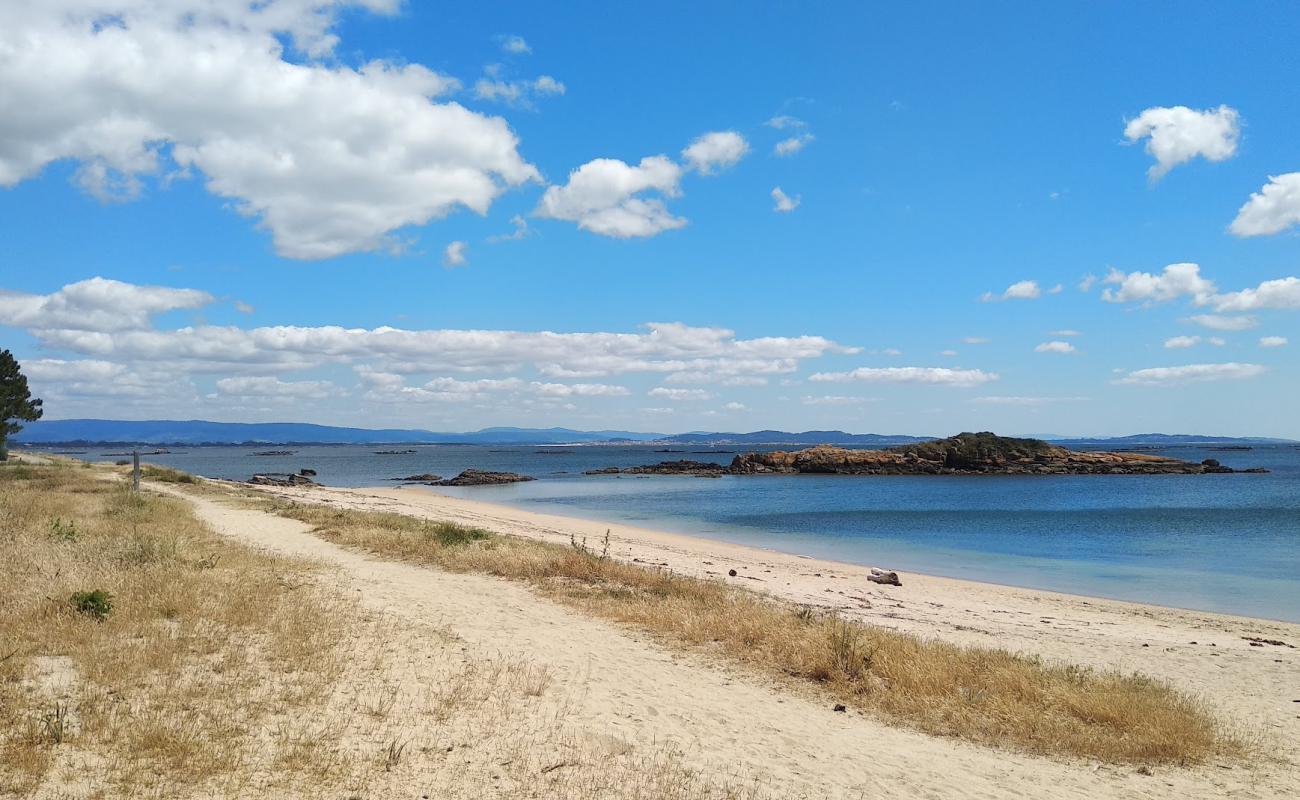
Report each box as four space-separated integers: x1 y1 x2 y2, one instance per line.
1 1 1297 436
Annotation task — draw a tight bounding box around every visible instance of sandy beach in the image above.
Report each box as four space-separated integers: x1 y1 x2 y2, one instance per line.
216 479 1300 798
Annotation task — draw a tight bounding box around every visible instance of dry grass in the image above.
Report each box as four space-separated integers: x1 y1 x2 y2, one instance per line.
0 461 768 799
265 500 1232 765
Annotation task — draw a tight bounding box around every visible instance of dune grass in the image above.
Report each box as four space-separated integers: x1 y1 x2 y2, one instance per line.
265 500 1231 765
0 461 770 799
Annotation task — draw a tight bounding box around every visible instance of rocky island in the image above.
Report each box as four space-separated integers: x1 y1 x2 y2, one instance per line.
585 460 726 477
726 432 1267 476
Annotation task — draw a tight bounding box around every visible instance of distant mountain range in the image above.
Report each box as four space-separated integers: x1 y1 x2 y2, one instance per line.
11 420 1295 447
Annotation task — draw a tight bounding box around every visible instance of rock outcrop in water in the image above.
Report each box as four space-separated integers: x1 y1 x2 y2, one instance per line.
585 460 726 477
248 472 318 486
726 432 1266 476
435 469 535 486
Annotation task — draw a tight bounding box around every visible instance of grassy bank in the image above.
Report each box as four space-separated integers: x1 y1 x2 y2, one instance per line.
264 499 1232 766
0 461 768 799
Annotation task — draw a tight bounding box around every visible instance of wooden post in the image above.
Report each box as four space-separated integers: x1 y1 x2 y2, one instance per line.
132 450 140 492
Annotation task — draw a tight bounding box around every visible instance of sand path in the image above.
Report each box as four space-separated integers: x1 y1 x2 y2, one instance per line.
171 484 1299 799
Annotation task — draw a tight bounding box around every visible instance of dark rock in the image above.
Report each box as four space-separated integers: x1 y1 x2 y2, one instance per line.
374 449 418 455
435 470 535 486
299 468 317 477
586 460 725 477
833 704 847 712
726 432 1269 476
728 568 738 577
388 473 443 483
583 467 622 475
253 450 294 456
248 472 317 487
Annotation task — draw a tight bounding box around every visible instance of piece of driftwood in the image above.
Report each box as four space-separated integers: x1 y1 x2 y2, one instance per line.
868 568 901 586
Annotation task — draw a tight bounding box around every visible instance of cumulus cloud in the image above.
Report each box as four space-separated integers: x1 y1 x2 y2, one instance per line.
801 395 872 406
488 214 530 243
1114 362 1265 386
648 387 713 401
0 277 211 332
534 155 685 238
233 301 255 315
774 134 814 157
0 2 541 259
1184 314 1258 331
1078 275 1097 293
981 280 1041 302
1211 276 1300 312
721 401 746 411
3 281 856 389
1123 105 1240 180
499 34 531 54
1229 173 1300 237
1101 263 1216 305
215 376 341 398
771 187 800 213
764 116 805 130
809 367 998 387
1164 335 1223 349
1260 336 1288 348
443 241 468 268
1034 341 1075 354
681 131 750 174
474 74 566 107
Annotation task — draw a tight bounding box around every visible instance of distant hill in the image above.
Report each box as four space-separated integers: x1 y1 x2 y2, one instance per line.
652 430 933 446
1049 433 1296 446
12 419 665 446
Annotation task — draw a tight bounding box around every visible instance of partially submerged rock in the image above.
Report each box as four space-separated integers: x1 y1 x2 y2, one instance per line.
248 473 317 487
388 473 443 483
436 469 535 486
585 460 725 477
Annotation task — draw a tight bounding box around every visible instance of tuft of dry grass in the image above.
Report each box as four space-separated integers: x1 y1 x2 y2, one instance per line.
1 460 770 799
267 500 1232 765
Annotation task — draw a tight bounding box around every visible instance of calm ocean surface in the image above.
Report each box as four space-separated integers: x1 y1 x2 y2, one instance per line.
43 442 1300 622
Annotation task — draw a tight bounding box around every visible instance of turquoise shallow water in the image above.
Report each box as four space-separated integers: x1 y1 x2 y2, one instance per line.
38 442 1300 622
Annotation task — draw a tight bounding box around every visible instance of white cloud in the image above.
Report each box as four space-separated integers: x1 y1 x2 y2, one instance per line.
534 155 685 238
500 35 531 55
1164 335 1199 349
216 376 341 398
809 367 998 387
488 214 530 243
443 240 468 268
681 131 750 175
1184 314 1258 331
1114 362 1266 386
474 74 566 107
774 134 814 157
1123 105 1239 180
1049 329 1082 337
0 277 211 332
233 301 255 315
1101 263 1216 305
1078 275 1097 293
1034 341 1075 354
648 387 713 401
531 382 629 398
721 401 746 411
0 2 540 259
771 187 800 213
981 280 1041 302
1211 276 1300 312
881 348 903 357
1047 284 1063 295
939 349 959 357
1260 336 1288 348
764 115 805 130
1229 173 1300 237
801 395 872 406
963 337 990 345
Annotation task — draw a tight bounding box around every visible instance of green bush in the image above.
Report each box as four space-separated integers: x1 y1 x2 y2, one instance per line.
70 590 114 621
